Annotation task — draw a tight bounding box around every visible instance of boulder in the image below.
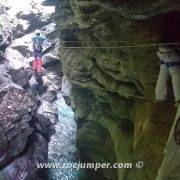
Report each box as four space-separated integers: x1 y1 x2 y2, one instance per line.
43 54 60 69
0 86 36 168
41 90 57 103
38 100 58 124
15 11 51 37
0 133 47 180
9 66 33 88
34 114 55 142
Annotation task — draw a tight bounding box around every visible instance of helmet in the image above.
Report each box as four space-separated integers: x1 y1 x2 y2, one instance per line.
35 30 40 36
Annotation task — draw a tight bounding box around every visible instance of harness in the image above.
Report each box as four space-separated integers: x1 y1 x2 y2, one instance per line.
158 48 180 68
160 60 180 68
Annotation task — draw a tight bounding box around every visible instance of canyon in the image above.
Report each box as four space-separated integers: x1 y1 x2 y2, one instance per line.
0 0 180 180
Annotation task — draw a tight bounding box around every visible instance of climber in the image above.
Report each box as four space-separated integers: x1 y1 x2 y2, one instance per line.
0 33 9 61
0 33 7 51
30 0 40 13
32 29 45 75
155 45 180 106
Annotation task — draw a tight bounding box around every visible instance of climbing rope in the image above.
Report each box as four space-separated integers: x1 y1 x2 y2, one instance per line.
60 42 180 49
69 80 146 100
59 38 158 43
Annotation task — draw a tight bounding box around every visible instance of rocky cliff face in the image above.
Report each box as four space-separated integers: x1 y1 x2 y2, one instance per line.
56 0 180 179
0 56 55 180
0 1 60 179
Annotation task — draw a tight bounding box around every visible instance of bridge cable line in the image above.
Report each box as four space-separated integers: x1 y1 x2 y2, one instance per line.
69 80 146 100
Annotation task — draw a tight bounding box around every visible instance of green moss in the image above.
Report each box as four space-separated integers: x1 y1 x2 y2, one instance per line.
57 0 178 179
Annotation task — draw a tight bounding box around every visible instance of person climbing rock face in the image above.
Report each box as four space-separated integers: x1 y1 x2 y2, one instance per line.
30 0 40 13
0 33 9 61
32 29 45 75
155 45 180 106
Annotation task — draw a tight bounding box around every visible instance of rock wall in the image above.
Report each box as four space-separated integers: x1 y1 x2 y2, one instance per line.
56 0 180 179
0 59 55 180
157 105 180 180
0 1 60 179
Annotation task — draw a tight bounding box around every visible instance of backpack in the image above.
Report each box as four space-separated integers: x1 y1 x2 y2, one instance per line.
33 37 43 52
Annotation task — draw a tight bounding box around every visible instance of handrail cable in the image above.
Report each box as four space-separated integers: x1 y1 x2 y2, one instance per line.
59 42 180 49
69 80 146 100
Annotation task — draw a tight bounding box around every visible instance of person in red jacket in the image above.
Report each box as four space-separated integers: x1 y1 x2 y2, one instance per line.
32 30 45 75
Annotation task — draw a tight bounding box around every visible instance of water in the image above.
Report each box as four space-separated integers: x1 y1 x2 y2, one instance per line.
48 93 79 180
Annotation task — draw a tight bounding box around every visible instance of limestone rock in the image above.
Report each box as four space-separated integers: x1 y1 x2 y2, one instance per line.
0 133 47 180
38 100 58 124
0 83 36 168
9 66 33 88
56 0 180 179
0 0 57 179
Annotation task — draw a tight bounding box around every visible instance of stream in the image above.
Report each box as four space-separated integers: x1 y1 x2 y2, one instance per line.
48 93 79 180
